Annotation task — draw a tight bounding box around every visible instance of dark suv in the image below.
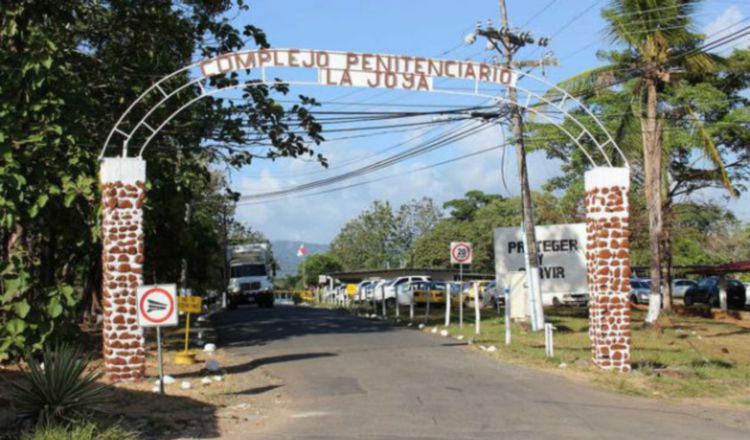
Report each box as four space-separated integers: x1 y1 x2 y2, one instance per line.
684 277 746 309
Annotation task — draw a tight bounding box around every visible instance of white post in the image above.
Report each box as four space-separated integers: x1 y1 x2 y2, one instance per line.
425 285 431 322
444 283 451 327
504 285 511 345
544 323 554 357
381 284 386 318
409 285 415 321
474 282 481 335
719 274 728 311
395 285 400 318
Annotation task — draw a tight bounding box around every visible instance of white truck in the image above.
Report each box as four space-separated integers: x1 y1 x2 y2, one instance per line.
227 243 275 309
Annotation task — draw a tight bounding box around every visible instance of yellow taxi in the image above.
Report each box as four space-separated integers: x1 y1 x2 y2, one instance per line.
410 281 449 305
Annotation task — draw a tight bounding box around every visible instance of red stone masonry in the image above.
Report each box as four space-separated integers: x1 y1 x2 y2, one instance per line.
100 159 146 381
584 168 632 373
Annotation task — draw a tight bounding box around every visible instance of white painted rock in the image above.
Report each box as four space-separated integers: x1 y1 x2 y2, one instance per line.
479 345 488 351
205 359 221 372
431 327 438 334
180 380 192 390
558 362 568 369
487 345 497 353
201 377 212 385
211 375 224 382
162 375 176 385
203 343 217 353
407 322 413 327
418 324 425 329
152 385 160 393
456 335 464 341
440 330 449 337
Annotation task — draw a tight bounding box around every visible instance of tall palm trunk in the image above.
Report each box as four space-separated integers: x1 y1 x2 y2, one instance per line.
642 77 663 324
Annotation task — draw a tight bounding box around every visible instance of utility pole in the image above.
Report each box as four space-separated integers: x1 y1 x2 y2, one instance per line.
468 0 555 331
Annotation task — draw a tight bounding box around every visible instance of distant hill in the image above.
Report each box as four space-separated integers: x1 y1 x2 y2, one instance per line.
272 240 329 277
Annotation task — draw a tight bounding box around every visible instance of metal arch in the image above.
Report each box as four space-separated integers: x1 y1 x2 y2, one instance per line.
135 79 599 166
100 49 627 166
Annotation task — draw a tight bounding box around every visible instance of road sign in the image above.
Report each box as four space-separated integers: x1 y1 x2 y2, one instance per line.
450 242 473 265
137 284 178 327
178 296 202 314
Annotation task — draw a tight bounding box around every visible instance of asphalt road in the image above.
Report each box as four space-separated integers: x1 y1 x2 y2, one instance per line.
214 304 749 440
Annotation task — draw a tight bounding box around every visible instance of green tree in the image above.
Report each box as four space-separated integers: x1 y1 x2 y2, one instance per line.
299 254 342 287
394 197 443 267
0 1 323 360
329 201 398 271
443 190 503 221
544 0 745 320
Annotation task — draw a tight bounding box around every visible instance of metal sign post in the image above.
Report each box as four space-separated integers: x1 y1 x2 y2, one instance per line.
444 283 451 327
474 282 481 335
459 264 464 328
156 326 164 394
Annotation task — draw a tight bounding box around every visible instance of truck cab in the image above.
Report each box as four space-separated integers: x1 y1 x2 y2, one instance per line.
227 243 275 309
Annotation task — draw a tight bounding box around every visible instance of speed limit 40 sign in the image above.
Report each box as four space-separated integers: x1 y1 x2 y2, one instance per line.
136 284 178 327
450 242 473 265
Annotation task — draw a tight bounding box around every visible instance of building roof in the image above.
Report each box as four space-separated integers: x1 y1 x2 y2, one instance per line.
325 268 494 283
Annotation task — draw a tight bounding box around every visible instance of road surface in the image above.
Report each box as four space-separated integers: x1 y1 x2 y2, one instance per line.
214 305 749 440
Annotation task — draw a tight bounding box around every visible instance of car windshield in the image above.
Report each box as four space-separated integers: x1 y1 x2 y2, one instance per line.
230 264 267 277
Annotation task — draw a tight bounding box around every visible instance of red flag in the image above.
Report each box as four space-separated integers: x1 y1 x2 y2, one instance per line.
297 244 307 257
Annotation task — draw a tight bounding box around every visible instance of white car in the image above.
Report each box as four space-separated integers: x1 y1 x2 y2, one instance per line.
379 276 431 307
356 278 381 303
368 279 389 304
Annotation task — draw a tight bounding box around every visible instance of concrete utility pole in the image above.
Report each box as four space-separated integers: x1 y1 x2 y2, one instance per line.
471 0 556 331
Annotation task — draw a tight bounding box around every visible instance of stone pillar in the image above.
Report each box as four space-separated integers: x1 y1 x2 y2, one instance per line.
100 158 146 381
584 167 632 373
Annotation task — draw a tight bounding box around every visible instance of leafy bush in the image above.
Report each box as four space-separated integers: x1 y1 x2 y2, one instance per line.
8 344 108 425
20 422 138 440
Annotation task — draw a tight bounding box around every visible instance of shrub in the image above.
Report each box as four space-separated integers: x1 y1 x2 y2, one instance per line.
8 343 109 425
20 422 138 440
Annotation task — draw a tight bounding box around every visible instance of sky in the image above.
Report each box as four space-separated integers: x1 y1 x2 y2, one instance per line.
213 0 750 244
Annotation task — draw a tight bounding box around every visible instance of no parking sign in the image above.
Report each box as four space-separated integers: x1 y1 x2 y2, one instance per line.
137 284 178 327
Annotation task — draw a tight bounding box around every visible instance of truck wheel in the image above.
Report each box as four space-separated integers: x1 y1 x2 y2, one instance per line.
227 298 238 310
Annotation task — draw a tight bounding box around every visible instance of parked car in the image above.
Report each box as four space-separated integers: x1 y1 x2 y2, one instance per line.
380 275 430 308
551 292 589 307
684 277 746 309
405 281 454 305
484 280 505 307
671 278 697 299
629 279 652 304
356 278 381 303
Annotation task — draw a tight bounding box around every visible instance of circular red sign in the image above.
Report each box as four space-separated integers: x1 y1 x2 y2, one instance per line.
452 243 472 263
138 287 175 324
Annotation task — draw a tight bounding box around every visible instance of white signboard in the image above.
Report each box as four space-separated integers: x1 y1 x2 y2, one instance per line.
450 242 473 265
137 284 178 327
494 223 587 296
199 49 518 92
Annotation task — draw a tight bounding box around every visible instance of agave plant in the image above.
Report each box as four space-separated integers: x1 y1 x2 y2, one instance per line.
8 343 109 425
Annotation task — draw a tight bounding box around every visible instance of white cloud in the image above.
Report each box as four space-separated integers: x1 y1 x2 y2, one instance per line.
703 6 750 54
230 122 565 243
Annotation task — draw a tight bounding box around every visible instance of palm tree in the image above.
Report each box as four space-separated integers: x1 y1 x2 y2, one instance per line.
548 0 733 322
